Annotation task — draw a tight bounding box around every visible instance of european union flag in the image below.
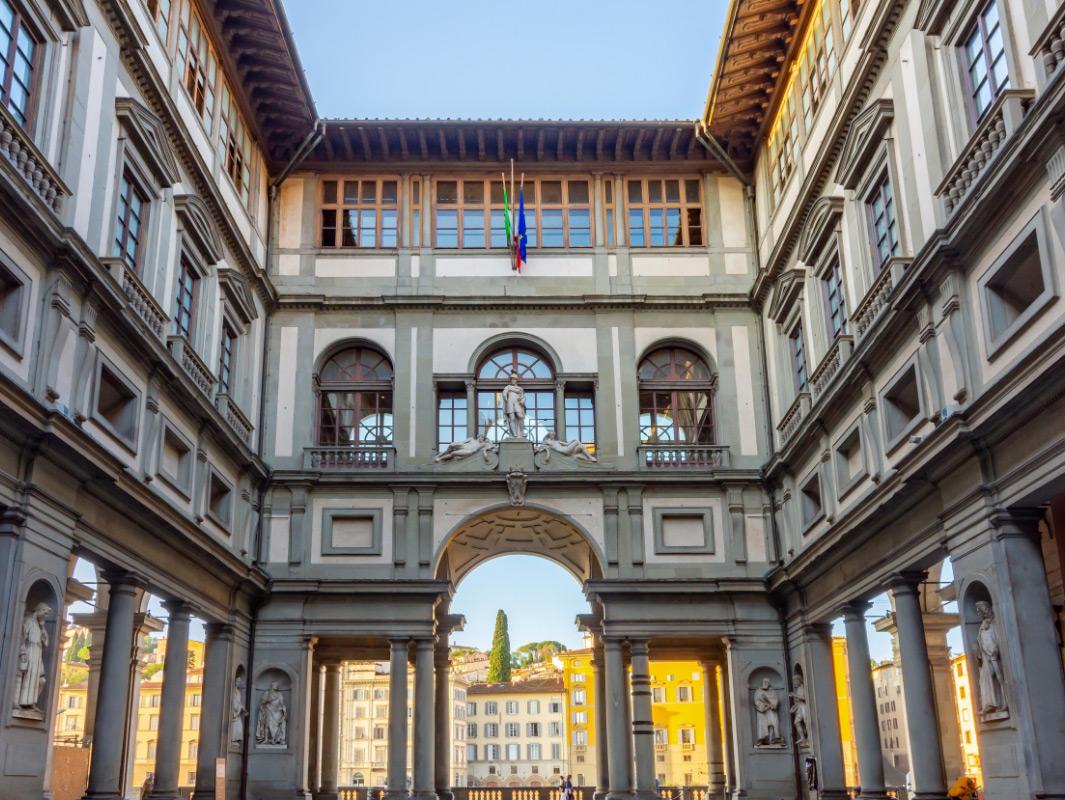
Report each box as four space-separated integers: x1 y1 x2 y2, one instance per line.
517 187 528 268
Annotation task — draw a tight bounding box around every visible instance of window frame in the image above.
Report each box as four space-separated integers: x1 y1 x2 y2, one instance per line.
217 315 238 396
637 345 717 447
112 167 151 273
0 247 30 356
864 167 901 275
144 0 174 47
818 249 849 341
206 466 233 530
624 176 705 248
315 345 395 448
832 419 867 500
474 345 557 444
174 0 219 134
156 416 194 498
91 354 142 452
171 256 199 340
319 176 402 249
879 357 925 454
0 0 42 130
960 0 1011 125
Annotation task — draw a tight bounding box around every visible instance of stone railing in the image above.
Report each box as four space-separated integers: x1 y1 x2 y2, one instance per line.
167 335 215 398
777 391 811 448
304 446 394 470
638 444 731 469
935 89 1033 214
214 392 253 444
809 334 853 400
852 257 909 340
452 789 596 800
1033 1 1065 86
0 102 68 213
102 257 167 339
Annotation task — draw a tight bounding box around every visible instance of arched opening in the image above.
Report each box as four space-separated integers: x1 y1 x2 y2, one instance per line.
315 343 395 449
474 344 558 444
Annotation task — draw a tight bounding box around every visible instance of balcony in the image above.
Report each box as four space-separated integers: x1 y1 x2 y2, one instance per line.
167 335 215 398
1033 3 1065 87
638 445 731 469
852 257 910 341
215 392 253 445
304 446 395 471
776 391 810 449
103 257 167 339
935 89 1033 215
0 102 68 213
809 335 853 400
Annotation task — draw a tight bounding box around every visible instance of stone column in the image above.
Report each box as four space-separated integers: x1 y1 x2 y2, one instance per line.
699 660 725 795
193 623 233 800
385 640 410 800
921 613 964 783
435 639 453 800
888 574 948 799
800 624 848 800
147 602 193 800
628 640 655 800
308 663 323 796
842 602 889 800
82 571 142 800
603 638 632 800
718 657 735 795
318 661 342 800
592 643 610 800
413 639 436 800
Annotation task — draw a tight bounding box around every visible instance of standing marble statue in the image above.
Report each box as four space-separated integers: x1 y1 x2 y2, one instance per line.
255 681 288 746
974 600 1007 715
231 674 248 746
500 372 526 438
789 670 809 744
12 602 50 713
753 677 783 746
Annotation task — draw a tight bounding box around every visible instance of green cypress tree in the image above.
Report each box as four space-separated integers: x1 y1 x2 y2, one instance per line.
487 609 512 683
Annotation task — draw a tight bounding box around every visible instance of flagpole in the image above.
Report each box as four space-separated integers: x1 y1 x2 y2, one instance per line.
510 158 515 234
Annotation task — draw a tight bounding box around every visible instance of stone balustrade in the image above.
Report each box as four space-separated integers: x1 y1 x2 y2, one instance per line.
638 444 731 469
852 257 909 340
777 391 810 448
166 335 215 398
1033 2 1065 86
214 392 253 444
935 89 1033 214
102 257 167 339
0 102 68 213
304 445 394 470
809 334 853 400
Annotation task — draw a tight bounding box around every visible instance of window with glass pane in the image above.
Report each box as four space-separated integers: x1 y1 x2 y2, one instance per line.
603 178 616 246
175 1 218 132
411 178 421 247
867 171 899 271
475 346 555 443
0 0 37 127
320 178 400 248
172 259 196 338
145 0 172 42
789 324 808 392
965 0 1009 120
438 392 468 449
317 346 394 447
564 394 595 452
638 347 715 445
823 256 847 338
218 320 236 394
219 83 254 206
114 170 148 271
626 178 703 247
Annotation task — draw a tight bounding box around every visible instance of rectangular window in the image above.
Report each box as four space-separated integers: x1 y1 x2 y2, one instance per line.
0 0 37 127
0 256 27 352
572 688 585 705
626 178 703 247
823 255 847 338
563 393 595 452
653 728 667 745
572 711 587 724
506 743 520 760
528 743 542 760
679 728 695 744
789 322 808 392
320 178 400 248
145 0 173 43
485 744 499 760
467 744 477 761
485 723 499 737
95 361 139 446
551 742 562 759
573 730 587 746
467 701 477 716
172 259 197 338
411 178 421 248
965 1 1009 120
603 177 615 246
800 471 823 529
175 0 218 132
485 701 497 715
218 81 254 206
467 723 477 738
437 391 468 449
208 470 232 527
867 171 899 271
505 722 520 737
318 389 393 446
548 721 562 736
527 722 541 737
527 700 540 714
218 320 236 395
505 700 518 715
113 170 149 271
677 685 692 702
652 687 665 703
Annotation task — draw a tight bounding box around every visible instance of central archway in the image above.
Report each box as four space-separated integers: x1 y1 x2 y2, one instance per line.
435 504 605 587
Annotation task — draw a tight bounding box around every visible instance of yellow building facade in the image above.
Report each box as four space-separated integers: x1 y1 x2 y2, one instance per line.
951 655 982 786
832 637 859 788
557 650 710 787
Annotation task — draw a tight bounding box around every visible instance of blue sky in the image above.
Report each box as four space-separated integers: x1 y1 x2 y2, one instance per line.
281 0 728 121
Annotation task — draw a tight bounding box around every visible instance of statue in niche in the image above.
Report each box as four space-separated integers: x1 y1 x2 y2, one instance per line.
506 468 528 506
12 602 50 715
974 600 1007 716
535 431 598 463
789 670 809 744
500 372 527 439
255 681 288 746
231 674 248 746
753 677 784 746
435 434 498 464
804 757 818 790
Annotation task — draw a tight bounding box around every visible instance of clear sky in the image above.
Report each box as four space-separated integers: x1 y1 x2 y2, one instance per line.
281 0 728 121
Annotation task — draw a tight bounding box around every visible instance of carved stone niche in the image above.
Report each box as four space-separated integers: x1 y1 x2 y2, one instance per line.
11 580 59 723
253 668 293 750
749 667 788 749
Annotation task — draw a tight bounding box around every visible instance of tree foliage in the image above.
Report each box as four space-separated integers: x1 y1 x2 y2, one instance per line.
513 640 567 667
487 610 512 683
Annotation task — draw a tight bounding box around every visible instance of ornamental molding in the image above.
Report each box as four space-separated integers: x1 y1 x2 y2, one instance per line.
175 194 225 265
836 99 895 190
767 267 807 324
796 196 844 265
115 98 180 188
48 0 89 31
218 267 259 325
914 0 953 35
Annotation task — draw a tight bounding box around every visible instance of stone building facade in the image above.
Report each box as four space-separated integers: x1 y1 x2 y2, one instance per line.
0 1 1063 800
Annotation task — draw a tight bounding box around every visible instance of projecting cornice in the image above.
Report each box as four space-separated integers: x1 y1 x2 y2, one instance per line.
797 196 844 264
218 267 259 325
914 0 953 34
175 194 224 265
47 0 89 30
115 98 180 187
836 99 895 190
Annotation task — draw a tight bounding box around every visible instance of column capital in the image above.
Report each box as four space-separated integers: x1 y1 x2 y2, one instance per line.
839 600 872 622
101 569 147 594
320 658 343 671
989 506 1045 540
162 599 194 620
884 571 926 594
627 638 649 657
413 637 435 652
801 620 834 639
203 621 235 642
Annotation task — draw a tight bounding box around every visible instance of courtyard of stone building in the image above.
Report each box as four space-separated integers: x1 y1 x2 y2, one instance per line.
2 0 1065 799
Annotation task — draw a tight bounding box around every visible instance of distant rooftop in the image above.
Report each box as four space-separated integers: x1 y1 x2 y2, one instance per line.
468 677 564 694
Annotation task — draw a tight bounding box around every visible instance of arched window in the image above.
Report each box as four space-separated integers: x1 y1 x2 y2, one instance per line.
638 346 715 446
352 772 365 786
317 346 394 447
476 346 555 443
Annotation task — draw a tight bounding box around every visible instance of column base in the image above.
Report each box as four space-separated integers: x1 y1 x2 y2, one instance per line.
144 793 184 800
436 790 455 800
382 791 409 800
909 794 950 800
313 792 340 800
411 791 437 800
633 791 658 800
814 791 851 800
605 792 635 800
81 794 125 800
593 792 608 800
855 793 891 800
